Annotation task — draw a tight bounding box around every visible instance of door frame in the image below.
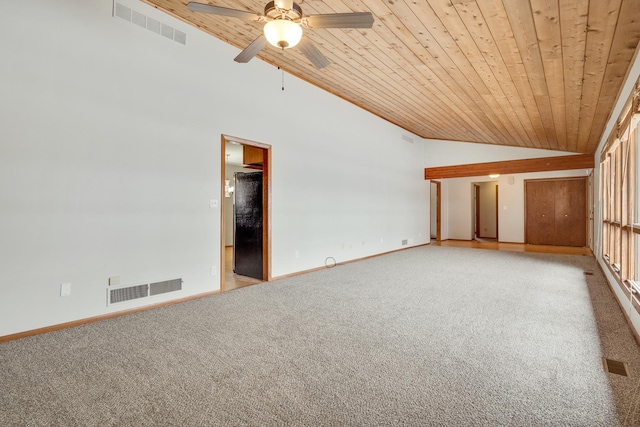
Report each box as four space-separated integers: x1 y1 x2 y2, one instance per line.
474 184 480 239
431 180 442 241
221 134 271 292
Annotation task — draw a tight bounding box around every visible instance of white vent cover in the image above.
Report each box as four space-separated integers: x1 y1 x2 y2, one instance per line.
150 278 183 296
113 2 187 45
402 134 414 144
110 284 149 304
108 278 182 305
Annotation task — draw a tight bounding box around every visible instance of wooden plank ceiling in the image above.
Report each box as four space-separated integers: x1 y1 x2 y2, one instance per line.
144 0 640 154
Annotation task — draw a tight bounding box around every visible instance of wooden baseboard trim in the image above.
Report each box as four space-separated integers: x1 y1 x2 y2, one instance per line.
271 244 430 281
0 290 220 343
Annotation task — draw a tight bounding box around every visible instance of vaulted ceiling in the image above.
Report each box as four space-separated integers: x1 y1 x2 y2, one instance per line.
144 0 640 154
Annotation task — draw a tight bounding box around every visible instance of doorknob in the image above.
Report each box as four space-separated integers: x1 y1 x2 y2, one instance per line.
542 214 545 217
565 214 568 217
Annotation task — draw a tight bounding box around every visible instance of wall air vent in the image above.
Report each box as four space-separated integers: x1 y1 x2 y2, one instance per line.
110 284 149 304
113 2 187 45
402 134 414 144
150 278 182 296
108 278 182 305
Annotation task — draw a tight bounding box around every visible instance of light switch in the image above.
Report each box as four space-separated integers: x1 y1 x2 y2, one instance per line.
60 283 71 297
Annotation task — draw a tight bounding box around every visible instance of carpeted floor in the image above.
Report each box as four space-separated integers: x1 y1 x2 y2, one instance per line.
2 246 640 426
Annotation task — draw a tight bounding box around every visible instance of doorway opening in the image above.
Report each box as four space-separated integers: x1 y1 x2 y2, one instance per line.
221 135 271 292
430 181 441 242
472 181 499 242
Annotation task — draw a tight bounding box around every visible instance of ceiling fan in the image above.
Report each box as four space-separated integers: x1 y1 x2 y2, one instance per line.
186 1 374 69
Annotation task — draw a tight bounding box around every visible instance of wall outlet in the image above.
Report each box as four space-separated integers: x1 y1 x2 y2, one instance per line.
211 266 216 276
60 283 71 297
209 199 218 208
295 251 299 259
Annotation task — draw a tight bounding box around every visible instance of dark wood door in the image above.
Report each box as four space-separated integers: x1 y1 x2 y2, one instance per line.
526 180 556 245
525 178 587 247
233 172 263 279
554 179 586 246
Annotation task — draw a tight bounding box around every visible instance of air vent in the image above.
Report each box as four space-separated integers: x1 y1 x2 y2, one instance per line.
603 357 630 377
150 278 182 296
108 278 182 304
115 2 131 21
110 284 149 304
402 134 414 144
113 2 187 45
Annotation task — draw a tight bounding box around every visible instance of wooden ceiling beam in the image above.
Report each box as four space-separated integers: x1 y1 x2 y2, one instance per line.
424 154 594 180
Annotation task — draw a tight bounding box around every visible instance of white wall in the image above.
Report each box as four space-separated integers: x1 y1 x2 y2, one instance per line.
441 170 589 242
424 139 576 167
423 132 592 242
0 0 429 336
593 48 640 336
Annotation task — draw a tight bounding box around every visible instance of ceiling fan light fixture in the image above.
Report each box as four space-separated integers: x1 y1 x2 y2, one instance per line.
264 19 302 49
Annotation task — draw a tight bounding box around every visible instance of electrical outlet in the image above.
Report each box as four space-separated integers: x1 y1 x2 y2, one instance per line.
60 283 71 297
209 199 218 208
295 251 299 259
211 266 216 276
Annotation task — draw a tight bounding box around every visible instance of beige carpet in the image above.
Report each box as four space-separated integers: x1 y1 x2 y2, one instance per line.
2 246 640 426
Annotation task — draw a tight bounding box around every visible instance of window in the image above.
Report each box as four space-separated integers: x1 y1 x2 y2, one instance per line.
600 78 640 306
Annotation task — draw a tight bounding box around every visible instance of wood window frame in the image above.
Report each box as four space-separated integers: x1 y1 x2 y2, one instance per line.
600 76 640 307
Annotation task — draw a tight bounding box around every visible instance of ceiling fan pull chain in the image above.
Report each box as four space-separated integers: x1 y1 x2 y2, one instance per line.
278 49 285 91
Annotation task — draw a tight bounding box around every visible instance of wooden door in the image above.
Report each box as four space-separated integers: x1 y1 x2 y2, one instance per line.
525 178 587 247
526 180 556 245
554 179 586 246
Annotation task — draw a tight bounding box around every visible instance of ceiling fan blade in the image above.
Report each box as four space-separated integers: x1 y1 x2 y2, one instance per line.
303 12 374 29
187 2 262 21
297 38 330 69
234 35 268 63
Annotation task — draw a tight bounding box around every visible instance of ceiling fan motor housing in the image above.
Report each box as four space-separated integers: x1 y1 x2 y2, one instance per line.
264 1 302 21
